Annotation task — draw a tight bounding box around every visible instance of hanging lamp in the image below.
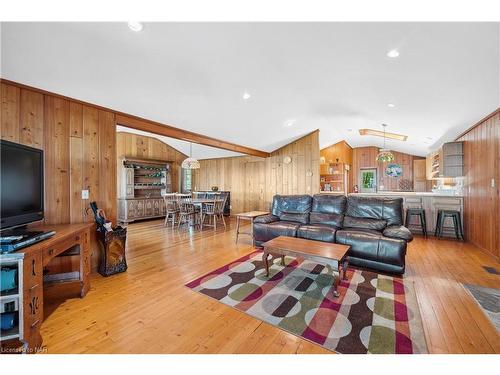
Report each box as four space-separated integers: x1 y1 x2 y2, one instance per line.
375 124 395 163
181 142 200 169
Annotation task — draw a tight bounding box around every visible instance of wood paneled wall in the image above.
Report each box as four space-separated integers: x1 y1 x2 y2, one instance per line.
320 140 353 165
1 82 117 271
116 132 187 192
320 140 353 192
193 131 320 214
352 146 425 192
457 109 499 260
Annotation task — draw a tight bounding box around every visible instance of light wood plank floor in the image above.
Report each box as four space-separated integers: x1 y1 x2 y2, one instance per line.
41 218 500 354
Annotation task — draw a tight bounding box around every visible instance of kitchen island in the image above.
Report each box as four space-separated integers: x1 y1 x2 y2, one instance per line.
348 192 463 237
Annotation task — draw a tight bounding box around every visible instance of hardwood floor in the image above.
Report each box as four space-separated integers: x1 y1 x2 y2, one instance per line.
41 218 500 354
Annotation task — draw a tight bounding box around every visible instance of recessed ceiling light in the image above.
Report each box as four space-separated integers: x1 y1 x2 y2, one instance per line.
387 103 396 108
127 22 143 32
242 92 251 100
387 49 400 58
284 119 296 127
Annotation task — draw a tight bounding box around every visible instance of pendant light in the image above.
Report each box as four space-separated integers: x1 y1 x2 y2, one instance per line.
375 124 395 163
181 142 200 169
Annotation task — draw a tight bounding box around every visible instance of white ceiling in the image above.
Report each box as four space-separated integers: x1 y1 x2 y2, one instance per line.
1 22 499 157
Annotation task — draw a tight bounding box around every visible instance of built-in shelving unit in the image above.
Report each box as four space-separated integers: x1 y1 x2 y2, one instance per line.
320 162 346 193
441 142 464 178
118 157 173 223
426 141 464 180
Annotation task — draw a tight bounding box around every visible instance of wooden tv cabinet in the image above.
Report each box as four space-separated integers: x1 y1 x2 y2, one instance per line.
0 223 93 353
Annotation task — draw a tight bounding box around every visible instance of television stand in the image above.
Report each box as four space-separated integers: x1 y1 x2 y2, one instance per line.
0 223 93 353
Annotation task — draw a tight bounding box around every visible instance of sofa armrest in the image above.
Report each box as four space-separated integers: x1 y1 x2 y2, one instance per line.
253 214 279 224
383 225 413 242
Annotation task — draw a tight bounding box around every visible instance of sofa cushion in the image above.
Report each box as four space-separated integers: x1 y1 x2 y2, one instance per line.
346 196 403 226
312 194 346 214
309 212 344 228
271 195 312 217
253 221 301 243
336 228 406 267
383 225 414 242
343 216 387 231
297 224 337 242
338 227 384 237
253 214 279 224
279 211 309 224
310 194 346 227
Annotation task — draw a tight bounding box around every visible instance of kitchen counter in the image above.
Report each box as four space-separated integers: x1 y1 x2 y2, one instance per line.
349 191 463 198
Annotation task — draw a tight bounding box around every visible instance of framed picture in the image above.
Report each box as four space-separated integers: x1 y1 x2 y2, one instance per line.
385 163 403 178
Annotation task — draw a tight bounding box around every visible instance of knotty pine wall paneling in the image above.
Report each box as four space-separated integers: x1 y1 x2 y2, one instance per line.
98 110 117 223
193 131 320 214
457 110 499 259
0 83 20 142
19 89 44 148
1 82 118 272
44 96 71 224
82 106 100 208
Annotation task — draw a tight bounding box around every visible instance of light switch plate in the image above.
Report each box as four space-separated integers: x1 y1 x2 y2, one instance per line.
81 190 89 199
491 178 496 188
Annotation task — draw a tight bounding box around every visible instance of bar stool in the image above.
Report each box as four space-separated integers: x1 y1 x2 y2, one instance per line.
405 208 427 237
435 210 464 240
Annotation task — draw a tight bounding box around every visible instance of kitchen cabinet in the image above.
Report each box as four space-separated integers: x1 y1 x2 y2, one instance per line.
425 141 464 179
442 141 464 177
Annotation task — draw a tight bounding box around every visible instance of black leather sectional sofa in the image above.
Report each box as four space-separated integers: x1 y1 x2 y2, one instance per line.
253 194 413 274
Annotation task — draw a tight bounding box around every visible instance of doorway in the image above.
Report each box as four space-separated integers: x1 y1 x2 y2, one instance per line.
359 168 377 193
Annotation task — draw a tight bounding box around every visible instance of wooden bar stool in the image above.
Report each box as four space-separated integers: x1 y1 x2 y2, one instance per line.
435 209 464 240
405 208 427 237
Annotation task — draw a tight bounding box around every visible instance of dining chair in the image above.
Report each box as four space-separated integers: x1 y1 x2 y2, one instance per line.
201 199 226 230
177 193 201 229
163 193 179 228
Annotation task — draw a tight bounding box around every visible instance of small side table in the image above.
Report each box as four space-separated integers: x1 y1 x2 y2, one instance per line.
235 211 269 245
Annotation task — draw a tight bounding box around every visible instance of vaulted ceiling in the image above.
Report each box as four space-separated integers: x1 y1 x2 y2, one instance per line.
1 22 498 158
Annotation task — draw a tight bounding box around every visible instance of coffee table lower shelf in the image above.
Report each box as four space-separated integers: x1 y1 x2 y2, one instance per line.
261 236 350 298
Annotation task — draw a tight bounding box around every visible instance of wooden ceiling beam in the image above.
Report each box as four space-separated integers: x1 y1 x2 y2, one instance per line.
115 114 270 158
0 78 271 158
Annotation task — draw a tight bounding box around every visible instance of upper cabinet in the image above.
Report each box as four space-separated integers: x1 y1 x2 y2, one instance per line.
426 141 464 179
441 141 464 177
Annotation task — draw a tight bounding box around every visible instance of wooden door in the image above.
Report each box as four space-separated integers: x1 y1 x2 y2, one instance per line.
413 159 427 192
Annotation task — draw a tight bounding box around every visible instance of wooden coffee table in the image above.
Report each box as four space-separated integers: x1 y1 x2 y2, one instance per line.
261 236 350 297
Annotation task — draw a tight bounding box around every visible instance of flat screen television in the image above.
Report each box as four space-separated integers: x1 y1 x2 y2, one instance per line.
0 140 44 230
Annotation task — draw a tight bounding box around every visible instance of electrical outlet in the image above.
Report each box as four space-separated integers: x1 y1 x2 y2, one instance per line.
81 190 89 199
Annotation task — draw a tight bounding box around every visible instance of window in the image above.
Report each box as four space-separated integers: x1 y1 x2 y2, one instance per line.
181 168 192 193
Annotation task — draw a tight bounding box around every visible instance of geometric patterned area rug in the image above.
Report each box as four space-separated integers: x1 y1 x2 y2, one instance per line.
186 250 428 354
464 284 500 331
